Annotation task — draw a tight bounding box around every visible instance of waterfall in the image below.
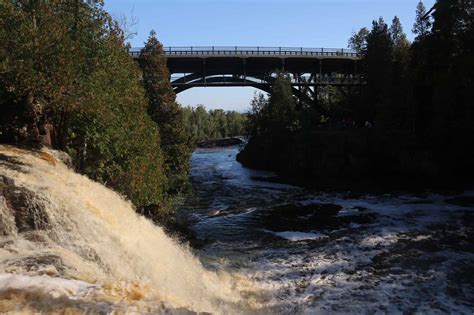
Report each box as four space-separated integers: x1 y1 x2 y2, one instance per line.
0 145 249 313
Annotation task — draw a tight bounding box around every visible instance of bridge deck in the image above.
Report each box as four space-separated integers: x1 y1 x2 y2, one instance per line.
129 46 360 60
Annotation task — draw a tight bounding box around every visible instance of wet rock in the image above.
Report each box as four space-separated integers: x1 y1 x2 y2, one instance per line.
5 254 65 277
139 204 205 248
0 154 28 173
444 196 474 208
264 203 342 231
263 203 376 232
50 150 72 168
197 137 243 148
1 175 49 233
404 200 434 205
23 231 49 244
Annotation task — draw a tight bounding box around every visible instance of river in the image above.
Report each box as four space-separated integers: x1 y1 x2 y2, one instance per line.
180 146 474 313
0 145 473 314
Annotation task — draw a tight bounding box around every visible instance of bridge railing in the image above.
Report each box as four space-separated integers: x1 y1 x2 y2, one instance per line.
129 46 359 58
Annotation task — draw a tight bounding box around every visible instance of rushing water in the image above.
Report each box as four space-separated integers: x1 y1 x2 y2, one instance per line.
180 147 474 314
0 145 247 314
0 144 473 314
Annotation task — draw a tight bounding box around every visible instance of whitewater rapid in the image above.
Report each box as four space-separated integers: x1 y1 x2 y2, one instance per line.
181 147 474 314
0 145 254 314
1 145 473 314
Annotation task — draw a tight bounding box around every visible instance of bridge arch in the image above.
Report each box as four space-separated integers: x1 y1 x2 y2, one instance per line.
131 46 365 109
171 72 315 106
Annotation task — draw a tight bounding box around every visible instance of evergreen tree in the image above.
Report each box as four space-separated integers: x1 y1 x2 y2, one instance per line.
389 17 412 129
390 16 410 70
412 1 432 39
139 30 175 108
0 1 169 209
139 30 191 194
428 0 473 129
365 17 394 121
390 16 409 49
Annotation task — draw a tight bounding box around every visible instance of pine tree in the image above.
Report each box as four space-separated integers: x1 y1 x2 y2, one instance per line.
390 16 410 65
412 1 431 39
390 16 408 46
365 18 394 127
139 30 176 108
139 31 191 194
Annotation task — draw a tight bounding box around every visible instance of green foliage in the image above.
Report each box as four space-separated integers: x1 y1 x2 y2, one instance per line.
241 1 474 184
412 1 432 39
390 16 411 62
364 18 394 126
267 73 298 132
246 73 298 137
348 27 369 53
411 0 474 133
182 105 247 143
246 93 268 137
0 1 168 209
139 31 192 195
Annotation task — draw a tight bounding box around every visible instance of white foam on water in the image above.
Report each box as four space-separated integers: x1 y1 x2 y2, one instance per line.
262 230 326 241
0 273 97 300
0 145 256 314
2 145 473 314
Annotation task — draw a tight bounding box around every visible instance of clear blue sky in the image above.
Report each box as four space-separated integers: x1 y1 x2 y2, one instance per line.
105 0 435 112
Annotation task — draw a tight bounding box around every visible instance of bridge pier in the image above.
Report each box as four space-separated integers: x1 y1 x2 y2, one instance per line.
202 59 206 84
313 84 318 109
243 59 247 84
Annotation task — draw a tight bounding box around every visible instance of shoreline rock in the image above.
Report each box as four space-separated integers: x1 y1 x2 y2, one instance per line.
197 137 243 149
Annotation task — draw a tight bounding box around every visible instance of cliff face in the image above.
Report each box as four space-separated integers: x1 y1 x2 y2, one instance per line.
237 129 474 190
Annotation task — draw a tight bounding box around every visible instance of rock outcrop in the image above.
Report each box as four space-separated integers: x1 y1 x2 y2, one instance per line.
1 175 49 235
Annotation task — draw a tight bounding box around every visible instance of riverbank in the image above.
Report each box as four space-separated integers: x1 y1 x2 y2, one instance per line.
197 137 243 149
237 129 474 194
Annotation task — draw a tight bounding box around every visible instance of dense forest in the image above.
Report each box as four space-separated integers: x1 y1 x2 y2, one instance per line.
238 0 474 190
0 1 194 220
182 105 247 143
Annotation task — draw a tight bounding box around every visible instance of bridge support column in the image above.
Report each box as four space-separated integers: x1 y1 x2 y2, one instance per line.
313 84 318 109
243 59 247 84
202 59 207 85
296 73 302 109
319 59 323 78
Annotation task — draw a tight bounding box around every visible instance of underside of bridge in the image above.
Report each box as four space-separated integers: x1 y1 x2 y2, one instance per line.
132 47 365 109
168 57 364 108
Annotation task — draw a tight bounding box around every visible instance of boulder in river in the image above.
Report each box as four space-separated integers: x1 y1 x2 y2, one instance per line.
263 203 375 232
